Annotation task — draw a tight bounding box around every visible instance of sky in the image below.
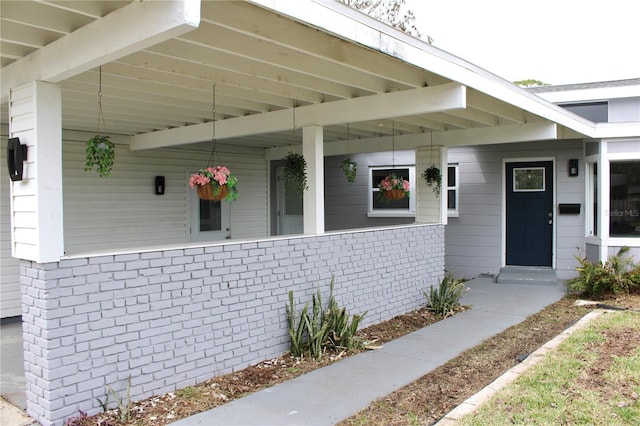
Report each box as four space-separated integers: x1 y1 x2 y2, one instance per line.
406 0 640 85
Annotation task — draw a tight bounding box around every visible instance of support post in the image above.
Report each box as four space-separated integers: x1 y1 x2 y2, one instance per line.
9 81 64 262
415 144 445 224
302 126 325 234
598 141 609 262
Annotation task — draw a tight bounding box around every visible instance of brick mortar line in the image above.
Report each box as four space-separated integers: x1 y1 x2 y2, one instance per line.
435 309 610 425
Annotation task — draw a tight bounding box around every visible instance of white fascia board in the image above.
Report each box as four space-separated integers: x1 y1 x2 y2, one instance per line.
594 122 640 139
248 0 596 139
536 85 640 104
434 122 558 147
0 0 201 102
130 83 466 151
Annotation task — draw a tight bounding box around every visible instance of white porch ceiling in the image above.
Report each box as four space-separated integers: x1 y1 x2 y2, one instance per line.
0 0 595 152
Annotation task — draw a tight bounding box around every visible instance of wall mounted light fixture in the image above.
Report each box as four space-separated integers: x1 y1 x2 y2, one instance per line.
155 176 165 195
7 137 27 181
568 159 579 177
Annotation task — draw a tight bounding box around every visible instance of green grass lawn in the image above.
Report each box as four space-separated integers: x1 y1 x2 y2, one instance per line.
459 310 640 425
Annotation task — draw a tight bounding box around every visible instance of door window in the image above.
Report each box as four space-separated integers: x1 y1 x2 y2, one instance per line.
513 167 545 191
189 179 229 241
276 166 303 235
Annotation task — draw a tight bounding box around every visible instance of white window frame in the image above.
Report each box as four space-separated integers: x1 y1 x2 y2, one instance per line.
367 166 416 217
447 164 459 217
512 167 546 192
187 172 230 242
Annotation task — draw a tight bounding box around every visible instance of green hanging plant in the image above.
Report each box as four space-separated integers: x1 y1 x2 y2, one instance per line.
422 165 441 198
283 152 308 196
85 135 115 177
341 158 358 183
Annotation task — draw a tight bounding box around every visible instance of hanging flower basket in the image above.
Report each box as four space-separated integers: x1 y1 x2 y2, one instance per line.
85 135 115 177
341 158 358 184
378 173 410 202
422 165 442 198
382 188 406 200
189 166 238 202
196 183 229 201
283 152 308 197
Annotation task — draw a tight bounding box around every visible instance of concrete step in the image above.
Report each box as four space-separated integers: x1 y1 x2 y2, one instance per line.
496 267 557 286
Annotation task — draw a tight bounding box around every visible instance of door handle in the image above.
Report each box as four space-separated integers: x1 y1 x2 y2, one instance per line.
548 220 553 225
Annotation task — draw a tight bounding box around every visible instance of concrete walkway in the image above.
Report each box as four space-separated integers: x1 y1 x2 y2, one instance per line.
172 277 566 425
0 276 566 426
1 318 33 426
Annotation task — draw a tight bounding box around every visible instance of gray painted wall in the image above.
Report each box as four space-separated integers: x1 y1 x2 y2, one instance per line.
446 140 585 280
609 97 640 122
324 151 415 231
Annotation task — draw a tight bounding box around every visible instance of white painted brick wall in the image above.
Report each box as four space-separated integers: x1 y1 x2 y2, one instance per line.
20 224 444 426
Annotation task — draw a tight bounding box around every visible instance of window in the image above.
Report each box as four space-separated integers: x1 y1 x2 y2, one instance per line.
447 164 459 217
588 162 598 236
200 200 222 232
513 167 545 191
368 166 415 217
610 161 640 237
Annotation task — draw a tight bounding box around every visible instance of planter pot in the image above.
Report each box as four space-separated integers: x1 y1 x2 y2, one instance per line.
382 188 406 201
197 184 228 201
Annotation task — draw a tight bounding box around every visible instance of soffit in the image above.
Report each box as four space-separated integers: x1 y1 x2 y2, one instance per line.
0 0 590 150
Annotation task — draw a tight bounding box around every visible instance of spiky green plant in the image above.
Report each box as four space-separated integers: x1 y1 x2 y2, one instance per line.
423 273 467 317
565 246 638 297
285 275 366 359
286 291 308 357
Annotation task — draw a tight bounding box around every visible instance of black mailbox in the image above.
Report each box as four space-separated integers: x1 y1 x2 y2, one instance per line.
558 204 581 215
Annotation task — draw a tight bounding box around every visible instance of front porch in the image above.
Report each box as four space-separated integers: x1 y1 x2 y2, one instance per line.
2 2 625 426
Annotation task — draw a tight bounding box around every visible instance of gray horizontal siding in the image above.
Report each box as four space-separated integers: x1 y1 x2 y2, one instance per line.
63 141 267 255
324 152 415 231
446 140 586 280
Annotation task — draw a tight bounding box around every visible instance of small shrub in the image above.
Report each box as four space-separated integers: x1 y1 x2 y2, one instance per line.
286 275 366 359
96 376 132 423
629 266 640 291
565 246 639 297
423 273 467 317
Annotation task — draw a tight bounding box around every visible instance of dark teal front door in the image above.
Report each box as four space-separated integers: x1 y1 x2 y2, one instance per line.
506 161 553 267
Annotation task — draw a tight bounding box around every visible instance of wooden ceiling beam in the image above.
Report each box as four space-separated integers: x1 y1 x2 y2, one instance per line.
131 83 466 150
1 0 201 102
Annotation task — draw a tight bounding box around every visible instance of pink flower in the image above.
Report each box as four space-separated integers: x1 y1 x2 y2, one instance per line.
378 173 409 193
214 171 227 185
189 174 210 188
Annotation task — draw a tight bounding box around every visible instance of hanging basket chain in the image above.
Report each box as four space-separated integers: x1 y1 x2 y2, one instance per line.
207 83 219 168
341 123 357 183
392 121 396 168
97 65 106 133
85 66 115 177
